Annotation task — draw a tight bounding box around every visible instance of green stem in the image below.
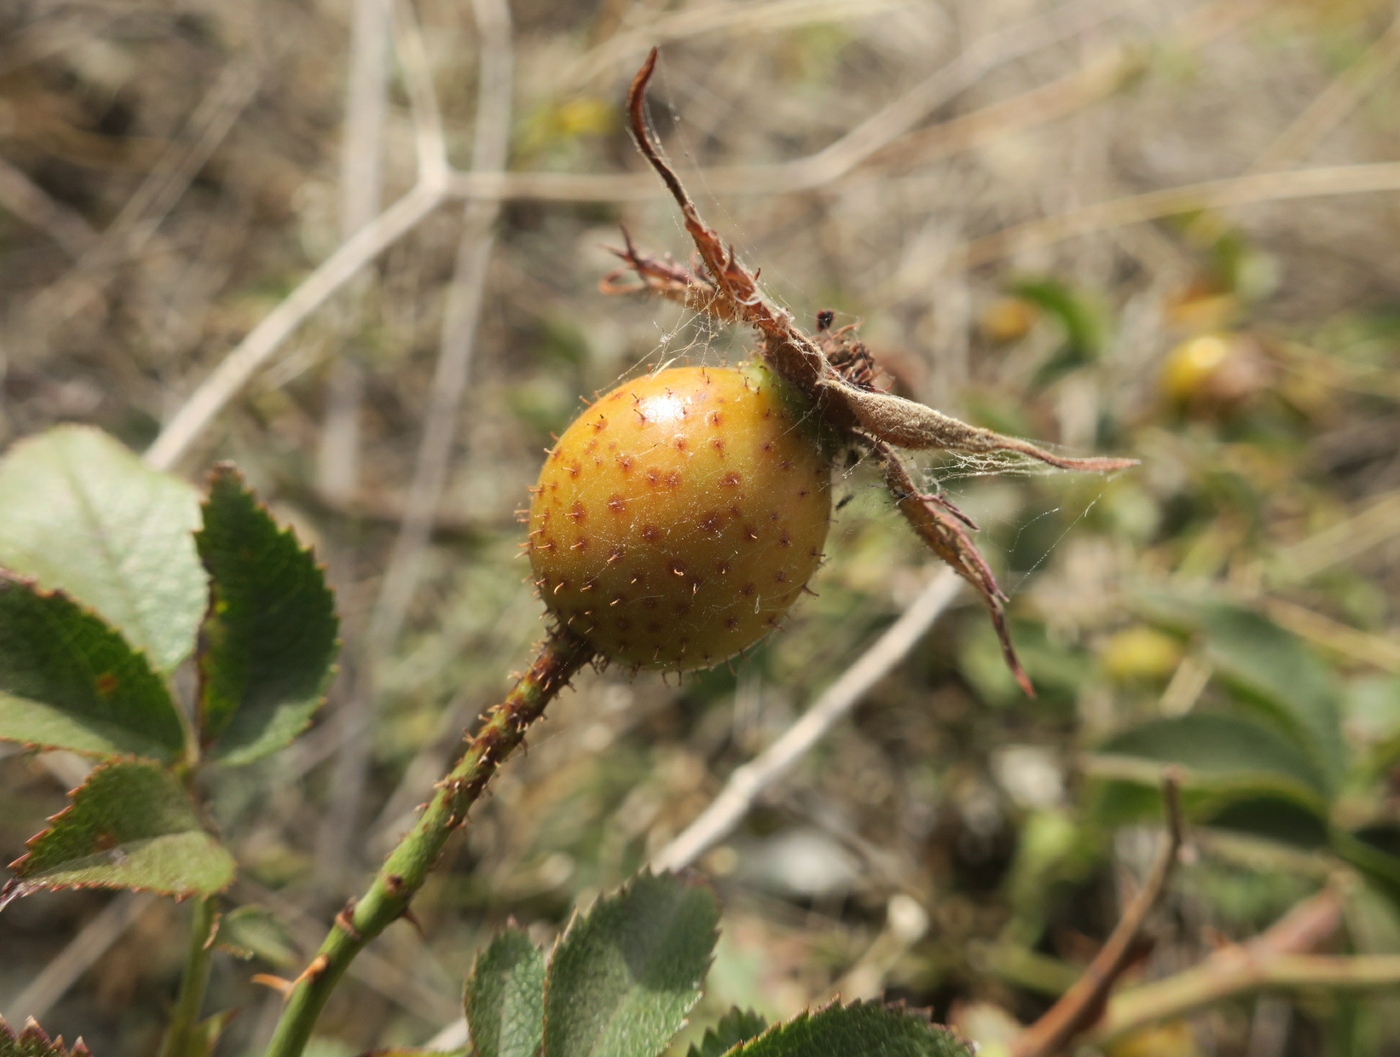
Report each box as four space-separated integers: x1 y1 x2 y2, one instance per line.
160 894 220 1057
262 628 595 1057
1092 953 1400 1043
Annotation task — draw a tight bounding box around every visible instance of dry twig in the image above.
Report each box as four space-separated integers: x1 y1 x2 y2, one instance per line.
317 0 515 878
1247 5 1400 173
1010 774 1185 1057
0 893 153 1022
952 162 1400 273
650 569 962 872
1084 886 1400 1045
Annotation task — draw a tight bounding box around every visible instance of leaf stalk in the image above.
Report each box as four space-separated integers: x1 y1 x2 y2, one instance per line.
159 895 219 1057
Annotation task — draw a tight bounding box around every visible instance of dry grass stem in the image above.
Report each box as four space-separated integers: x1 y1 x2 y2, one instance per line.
24 57 264 346
954 161 1400 272
1247 5 1400 173
1011 775 1185 1057
650 569 962 873
1 893 153 1022
0 155 98 258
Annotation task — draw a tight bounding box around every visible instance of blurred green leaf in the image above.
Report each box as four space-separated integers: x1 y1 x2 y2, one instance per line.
186 1009 238 1057
1010 277 1110 387
1344 675 1400 745
0 575 184 761
0 426 205 672
724 1003 972 1057
195 465 338 765
1335 827 1400 910
3 761 235 903
688 1009 769 1057
542 872 720 1057
465 927 545 1057
0 1015 91 1057
1135 591 1347 790
217 904 300 967
1095 713 1330 809
1197 605 1347 789
1202 796 1329 849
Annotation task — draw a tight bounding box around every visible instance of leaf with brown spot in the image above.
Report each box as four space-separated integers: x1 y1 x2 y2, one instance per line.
3 760 235 906
0 575 185 761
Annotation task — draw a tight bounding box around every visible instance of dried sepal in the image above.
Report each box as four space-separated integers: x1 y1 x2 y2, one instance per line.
609 47 1139 696
878 443 1033 698
820 379 1140 473
599 229 737 323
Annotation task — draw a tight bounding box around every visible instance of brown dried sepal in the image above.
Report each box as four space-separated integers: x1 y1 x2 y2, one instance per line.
605 48 1141 695
879 442 1034 697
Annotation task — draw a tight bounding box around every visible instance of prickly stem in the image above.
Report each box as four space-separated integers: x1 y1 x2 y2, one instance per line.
261 628 595 1057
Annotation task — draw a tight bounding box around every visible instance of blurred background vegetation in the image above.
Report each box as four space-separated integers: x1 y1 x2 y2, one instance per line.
2 0 1400 1054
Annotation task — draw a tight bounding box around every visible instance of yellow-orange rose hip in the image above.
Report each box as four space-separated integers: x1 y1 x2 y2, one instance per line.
528 363 831 670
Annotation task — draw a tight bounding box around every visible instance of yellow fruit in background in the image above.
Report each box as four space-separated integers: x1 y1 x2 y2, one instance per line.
1099 626 1184 682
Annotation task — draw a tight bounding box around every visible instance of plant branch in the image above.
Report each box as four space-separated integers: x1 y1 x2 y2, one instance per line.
144 178 448 471
318 0 515 884
366 0 513 659
952 161 1400 274
0 155 98 258
158 895 219 1057
392 0 449 186
1246 5 1400 174
650 569 961 872
1010 774 1184 1057
311 0 400 886
260 627 595 1057
1085 886 1396 1044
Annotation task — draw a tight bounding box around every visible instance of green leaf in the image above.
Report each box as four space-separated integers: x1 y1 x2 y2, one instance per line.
1134 590 1347 791
688 1009 769 1057
1010 277 1109 387
186 1010 238 1057
542 872 720 1057
195 465 339 765
217 904 300 967
3 761 235 905
1094 713 1330 808
1203 796 1330 849
0 576 185 761
1197 605 1347 790
1333 826 1400 910
0 1016 92 1057
725 1002 972 1057
465 928 546 1057
0 426 205 672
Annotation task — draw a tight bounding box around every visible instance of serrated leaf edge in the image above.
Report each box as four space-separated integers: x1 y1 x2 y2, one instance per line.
2 759 232 908
0 571 182 762
540 869 720 1057
194 462 342 757
713 999 973 1057
0 1014 93 1057
686 1007 769 1057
